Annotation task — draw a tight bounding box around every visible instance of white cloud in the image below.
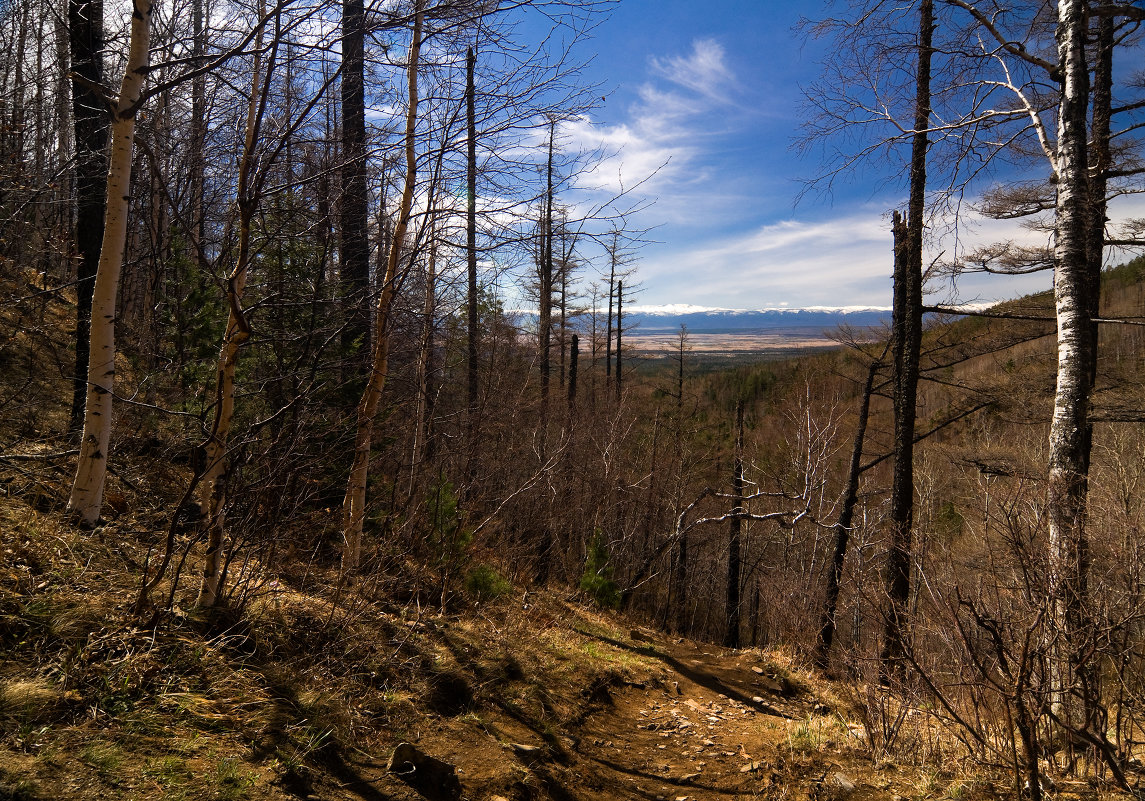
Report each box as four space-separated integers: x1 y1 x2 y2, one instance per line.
638 207 1060 309
648 38 736 104
563 38 740 203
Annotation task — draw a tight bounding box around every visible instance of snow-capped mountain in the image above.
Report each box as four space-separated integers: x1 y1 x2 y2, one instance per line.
620 305 892 333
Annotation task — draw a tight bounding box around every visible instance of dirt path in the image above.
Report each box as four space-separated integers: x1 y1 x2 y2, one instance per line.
561 632 873 801
364 625 899 801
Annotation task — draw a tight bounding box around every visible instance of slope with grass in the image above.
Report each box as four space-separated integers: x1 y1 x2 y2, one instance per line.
1 500 1018 801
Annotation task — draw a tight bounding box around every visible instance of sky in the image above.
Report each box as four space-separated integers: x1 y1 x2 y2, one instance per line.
551 0 1140 311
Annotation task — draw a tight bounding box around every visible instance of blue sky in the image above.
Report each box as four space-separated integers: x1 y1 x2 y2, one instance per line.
555 0 1138 310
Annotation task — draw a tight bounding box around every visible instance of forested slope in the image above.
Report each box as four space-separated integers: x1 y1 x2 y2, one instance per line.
3 258 1145 799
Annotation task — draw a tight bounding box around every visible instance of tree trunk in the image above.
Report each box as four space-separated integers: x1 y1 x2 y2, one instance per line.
539 118 555 413
68 0 109 434
197 10 265 607
1046 0 1094 733
568 333 578 409
413 229 438 472
67 0 152 526
881 0 931 675
605 252 614 380
725 399 744 648
466 45 479 418
53 9 73 246
341 1 423 573
340 0 369 356
614 279 623 403
673 530 688 634
817 357 879 667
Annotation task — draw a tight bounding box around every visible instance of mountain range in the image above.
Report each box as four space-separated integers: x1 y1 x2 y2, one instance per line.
619 305 893 334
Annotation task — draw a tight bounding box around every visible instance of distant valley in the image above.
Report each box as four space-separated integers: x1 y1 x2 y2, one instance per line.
620 306 892 359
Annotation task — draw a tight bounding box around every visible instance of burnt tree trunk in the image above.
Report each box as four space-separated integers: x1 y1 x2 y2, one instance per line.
68 0 109 433
340 0 369 356
817 357 880 668
881 0 931 676
725 399 745 649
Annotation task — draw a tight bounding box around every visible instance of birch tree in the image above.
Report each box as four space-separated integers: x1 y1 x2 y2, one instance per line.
1045 0 1096 733
67 0 152 526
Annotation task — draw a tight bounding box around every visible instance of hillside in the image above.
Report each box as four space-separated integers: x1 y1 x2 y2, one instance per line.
3 262 1145 800
0 500 1007 801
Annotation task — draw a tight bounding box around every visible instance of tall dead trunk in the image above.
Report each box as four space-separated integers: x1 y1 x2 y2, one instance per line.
413 230 438 472
670 325 688 631
466 45 479 418
614 279 623 403
881 0 931 675
53 10 73 241
725 399 745 648
340 0 369 356
67 0 152 526
189 0 205 254
817 357 880 668
68 0 109 434
567 333 578 409
605 247 615 380
539 118 555 414
341 2 423 573
673 531 688 634
1046 0 1095 733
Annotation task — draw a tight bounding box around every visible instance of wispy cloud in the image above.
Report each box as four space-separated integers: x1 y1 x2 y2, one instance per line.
565 37 741 206
648 38 736 103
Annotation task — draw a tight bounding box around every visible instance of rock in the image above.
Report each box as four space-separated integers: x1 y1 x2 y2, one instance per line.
386 742 462 801
678 772 701 783
751 665 765 674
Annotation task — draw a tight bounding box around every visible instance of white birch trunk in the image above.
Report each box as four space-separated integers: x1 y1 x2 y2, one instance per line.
341 1 423 573
67 0 152 526
1047 0 1093 731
